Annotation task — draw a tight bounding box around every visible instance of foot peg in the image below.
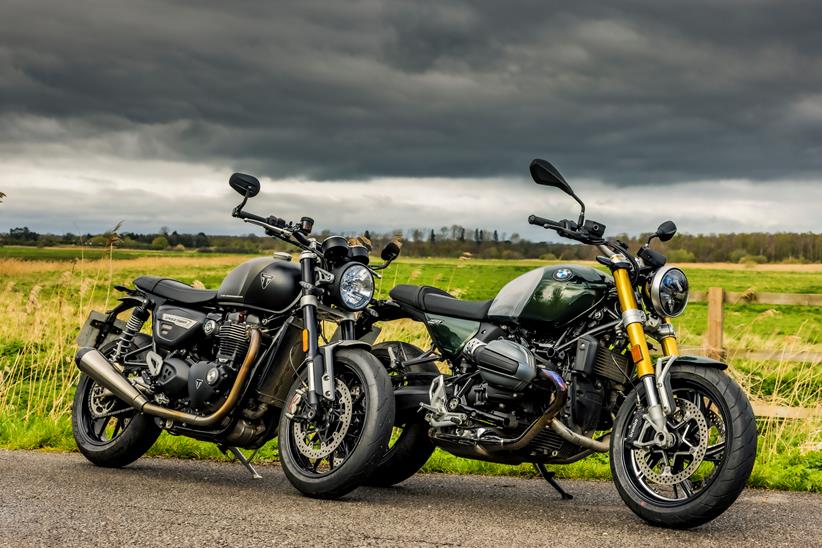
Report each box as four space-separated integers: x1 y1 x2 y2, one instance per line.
221 446 262 479
534 463 573 500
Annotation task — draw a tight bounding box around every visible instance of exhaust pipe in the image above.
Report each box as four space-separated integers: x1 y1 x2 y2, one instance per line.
76 328 261 427
550 418 610 453
76 348 149 410
476 369 568 453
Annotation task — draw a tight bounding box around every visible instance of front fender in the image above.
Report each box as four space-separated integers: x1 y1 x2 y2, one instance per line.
668 354 728 370
326 339 371 352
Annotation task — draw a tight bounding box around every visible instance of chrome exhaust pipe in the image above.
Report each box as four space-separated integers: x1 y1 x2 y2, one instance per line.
76 347 149 410
75 328 261 427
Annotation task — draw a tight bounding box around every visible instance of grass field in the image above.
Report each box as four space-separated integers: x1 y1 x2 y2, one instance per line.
1 245 820 491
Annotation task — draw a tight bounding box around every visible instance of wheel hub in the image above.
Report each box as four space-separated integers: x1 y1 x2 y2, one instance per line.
88 384 117 418
635 399 709 485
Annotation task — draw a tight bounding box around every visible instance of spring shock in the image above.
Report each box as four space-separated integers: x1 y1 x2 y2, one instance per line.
112 305 150 360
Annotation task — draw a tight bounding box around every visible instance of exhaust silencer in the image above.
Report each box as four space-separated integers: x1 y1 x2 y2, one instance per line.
75 347 149 410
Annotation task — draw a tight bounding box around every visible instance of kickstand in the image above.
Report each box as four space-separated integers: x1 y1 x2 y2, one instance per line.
220 445 263 479
534 463 573 500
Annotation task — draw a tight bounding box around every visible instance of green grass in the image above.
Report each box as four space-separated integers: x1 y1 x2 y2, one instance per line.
1 250 820 492
0 245 184 261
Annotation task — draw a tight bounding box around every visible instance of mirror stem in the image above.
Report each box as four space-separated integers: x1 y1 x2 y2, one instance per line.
571 193 585 226
232 190 251 217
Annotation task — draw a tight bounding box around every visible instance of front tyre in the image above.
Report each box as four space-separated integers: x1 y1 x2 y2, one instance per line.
278 348 395 499
610 365 757 529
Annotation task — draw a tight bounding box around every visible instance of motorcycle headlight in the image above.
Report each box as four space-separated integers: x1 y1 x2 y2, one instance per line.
649 266 689 317
333 262 374 311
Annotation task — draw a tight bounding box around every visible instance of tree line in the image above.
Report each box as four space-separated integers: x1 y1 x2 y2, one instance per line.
2 225 821 263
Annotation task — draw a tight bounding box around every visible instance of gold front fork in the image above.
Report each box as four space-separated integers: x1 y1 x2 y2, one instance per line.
612 267 655 378
660 318 679 356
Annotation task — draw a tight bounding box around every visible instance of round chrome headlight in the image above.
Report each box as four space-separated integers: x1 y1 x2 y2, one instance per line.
649 266 689 317
334 263 374 311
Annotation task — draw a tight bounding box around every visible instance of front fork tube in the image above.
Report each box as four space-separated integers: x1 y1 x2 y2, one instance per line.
300 253 327 408
612 267 676 446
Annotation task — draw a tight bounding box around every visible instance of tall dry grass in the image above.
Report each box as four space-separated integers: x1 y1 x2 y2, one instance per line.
0 255 819 488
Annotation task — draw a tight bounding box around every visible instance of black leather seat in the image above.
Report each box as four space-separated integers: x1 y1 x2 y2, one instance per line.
135 276 217 305
389 284 492 321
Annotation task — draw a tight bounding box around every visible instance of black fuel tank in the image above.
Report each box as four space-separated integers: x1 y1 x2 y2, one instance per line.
217 257 301 312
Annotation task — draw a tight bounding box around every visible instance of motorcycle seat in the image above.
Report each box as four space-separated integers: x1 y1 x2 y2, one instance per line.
389 284 492 321
135 276 218 305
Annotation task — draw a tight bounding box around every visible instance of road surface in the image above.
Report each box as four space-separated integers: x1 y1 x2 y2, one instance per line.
0 450 819 547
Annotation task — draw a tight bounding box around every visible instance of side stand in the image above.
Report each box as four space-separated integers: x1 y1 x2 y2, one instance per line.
220 445 263 479
534 463 573 500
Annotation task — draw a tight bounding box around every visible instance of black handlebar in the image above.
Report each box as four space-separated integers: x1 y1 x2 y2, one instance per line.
528 214 559 228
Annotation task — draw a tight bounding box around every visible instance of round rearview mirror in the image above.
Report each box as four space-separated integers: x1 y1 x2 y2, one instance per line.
656 220 677 242
380 240 402 262
229 173 261 197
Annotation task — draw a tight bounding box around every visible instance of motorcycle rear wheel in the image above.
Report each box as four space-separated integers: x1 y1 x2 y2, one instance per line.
610 365 757 529
278 348 395 499
366 342 437 487
71 336 161 468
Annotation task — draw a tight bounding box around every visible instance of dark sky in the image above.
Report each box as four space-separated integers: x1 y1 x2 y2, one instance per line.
0 1 819 236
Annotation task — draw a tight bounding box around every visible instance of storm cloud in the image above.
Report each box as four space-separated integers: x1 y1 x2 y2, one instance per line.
0 1 819 235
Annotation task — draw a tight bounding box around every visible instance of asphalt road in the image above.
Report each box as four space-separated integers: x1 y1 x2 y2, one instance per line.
0 450 819 547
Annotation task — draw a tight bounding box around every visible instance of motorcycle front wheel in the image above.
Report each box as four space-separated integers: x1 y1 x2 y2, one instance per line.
610 365 757 529
278 348 395 499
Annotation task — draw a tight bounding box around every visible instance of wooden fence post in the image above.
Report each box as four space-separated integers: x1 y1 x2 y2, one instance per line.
706 287 725 360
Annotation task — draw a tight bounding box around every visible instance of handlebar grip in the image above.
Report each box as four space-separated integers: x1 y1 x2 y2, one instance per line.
238 210 267 223
528 214 558 228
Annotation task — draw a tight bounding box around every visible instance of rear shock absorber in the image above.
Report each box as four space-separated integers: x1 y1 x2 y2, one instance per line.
112 305 150 360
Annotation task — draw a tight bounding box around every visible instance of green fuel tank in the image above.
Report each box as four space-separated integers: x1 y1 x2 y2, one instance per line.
487 265 611 328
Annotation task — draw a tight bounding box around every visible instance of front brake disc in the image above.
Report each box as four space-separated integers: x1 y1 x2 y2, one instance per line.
635 398 709 485
292 379 353 459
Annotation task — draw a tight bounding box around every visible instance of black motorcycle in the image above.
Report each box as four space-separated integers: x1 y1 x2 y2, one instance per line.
356 159 757 528
72 173 399 498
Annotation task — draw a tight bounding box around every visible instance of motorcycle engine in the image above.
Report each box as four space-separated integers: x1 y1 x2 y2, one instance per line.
153 312 253 411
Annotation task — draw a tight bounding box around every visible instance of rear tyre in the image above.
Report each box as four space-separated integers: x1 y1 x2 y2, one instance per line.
278 348 395 499
610 365 757 529
366 342 437 487
71 336 161 468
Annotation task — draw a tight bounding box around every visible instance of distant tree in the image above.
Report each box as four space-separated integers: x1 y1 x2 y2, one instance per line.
459 228 465 242
429 229 436 243
0 191 5 203
493 230 499 242
9 227 38 242
194 232 210 248
151 236 169 250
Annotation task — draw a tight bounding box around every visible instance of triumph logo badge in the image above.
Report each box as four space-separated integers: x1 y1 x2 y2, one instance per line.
195 379 203 390
553 268 573 281
260 272 275 290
